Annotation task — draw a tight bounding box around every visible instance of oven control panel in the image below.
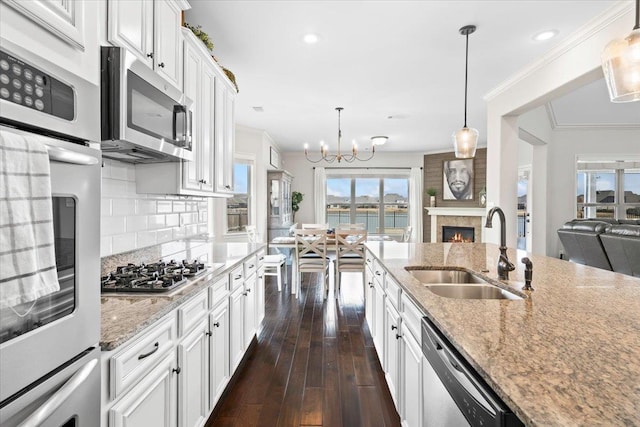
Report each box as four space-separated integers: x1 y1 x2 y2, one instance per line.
0 49 74 120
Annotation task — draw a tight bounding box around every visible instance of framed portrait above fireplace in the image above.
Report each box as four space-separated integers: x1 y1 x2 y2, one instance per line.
443 158 474 200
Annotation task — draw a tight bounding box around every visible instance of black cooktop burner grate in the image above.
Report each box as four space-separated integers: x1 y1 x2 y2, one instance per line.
101 260 206 293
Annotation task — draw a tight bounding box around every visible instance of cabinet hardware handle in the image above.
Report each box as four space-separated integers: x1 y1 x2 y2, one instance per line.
205 331 212 337
213 322 220 328
259 256 265 260
225 185 231 189
234 275 242 280
396 334 402 340
172 367 181 374
146 52 154 58
259 275 263 279
158 62 165 68
242 292 248 296
246 288 251 293
375 271 381 276
391 325 397 330
137 342 159 360
369 283 374 288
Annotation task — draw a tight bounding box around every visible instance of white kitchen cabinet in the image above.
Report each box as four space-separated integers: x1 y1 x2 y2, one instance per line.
177 318 209 427
229 284 245 373
384 299 400 408
364 254 375 334
372 271 386 364
209 301 230 409
108 0 188 89
214 79 235 193
243 272 257 349
401 329 422 427
135 28 237 198
109 352 178 427
256 265 265 329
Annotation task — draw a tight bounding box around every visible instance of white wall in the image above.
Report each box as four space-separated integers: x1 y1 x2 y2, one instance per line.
209 125 279 243
485 3 634 249
101 160 208 256
281 151 425 225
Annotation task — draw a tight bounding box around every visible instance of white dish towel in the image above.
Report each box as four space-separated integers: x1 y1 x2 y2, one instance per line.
0 130 59 308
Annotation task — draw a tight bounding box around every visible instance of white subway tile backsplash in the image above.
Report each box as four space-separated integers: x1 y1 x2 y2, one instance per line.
173 201 186 212
136 230 157 248
136 200 157 215
125 216 148 232
101 199 112 216
157 201 173 213
110 161 131 181
101 160 208 256
102 179 128 197
165 213 179 227
112 233 136 253
112 198 136 216
157 228 174 243
148 214 166 229
101 216 126 236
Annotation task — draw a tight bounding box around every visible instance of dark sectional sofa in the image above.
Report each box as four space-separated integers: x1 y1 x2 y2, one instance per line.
557 219 640 277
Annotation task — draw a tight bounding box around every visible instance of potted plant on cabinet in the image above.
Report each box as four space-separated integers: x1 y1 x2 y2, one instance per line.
426 188 437 207
292 191 304 222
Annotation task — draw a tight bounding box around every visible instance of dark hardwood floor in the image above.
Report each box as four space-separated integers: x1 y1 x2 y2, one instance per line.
206 269 401 427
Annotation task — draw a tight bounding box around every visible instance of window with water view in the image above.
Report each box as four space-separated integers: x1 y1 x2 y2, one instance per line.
326 175 409 239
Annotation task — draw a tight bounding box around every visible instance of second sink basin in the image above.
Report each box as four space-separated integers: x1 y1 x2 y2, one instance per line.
407 268 523 300
409 269 489 284
428 284 523 300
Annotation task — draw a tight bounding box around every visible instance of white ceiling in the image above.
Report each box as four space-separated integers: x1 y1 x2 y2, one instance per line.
186 0 630 154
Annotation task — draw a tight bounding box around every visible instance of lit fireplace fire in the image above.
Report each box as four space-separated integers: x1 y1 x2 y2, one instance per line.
447 232 473 243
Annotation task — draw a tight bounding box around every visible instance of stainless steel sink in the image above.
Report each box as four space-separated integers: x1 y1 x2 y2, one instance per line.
427 284 522 300
408 269 489 284
407 269 523 300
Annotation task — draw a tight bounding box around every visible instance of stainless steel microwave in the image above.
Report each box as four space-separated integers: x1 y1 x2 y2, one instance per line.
100 46 193 163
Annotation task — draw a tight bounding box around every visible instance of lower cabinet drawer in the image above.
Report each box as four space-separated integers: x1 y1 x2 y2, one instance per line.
178 290 208 336
401 293 422 342
230 265 244 291
209 275 230 309
386 275 401 310
110 314 176 399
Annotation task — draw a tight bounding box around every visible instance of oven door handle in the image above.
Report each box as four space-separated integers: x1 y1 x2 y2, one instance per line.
17 358 98 427
45 144 99 166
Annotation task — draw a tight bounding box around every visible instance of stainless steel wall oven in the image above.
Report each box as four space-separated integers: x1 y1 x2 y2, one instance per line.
0 42 101 426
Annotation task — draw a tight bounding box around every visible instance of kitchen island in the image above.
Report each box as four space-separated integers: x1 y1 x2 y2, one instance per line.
365 241 640 426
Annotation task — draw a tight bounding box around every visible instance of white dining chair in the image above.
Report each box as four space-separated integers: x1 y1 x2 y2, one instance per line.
334 226 367 294
294 228 330 298
246 226 287 292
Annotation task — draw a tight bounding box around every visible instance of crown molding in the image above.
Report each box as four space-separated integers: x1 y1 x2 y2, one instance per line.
483 1 633 103
545 103 640 130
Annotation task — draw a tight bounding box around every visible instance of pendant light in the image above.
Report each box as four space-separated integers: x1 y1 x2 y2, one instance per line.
452 25 479 159
601 0 640 102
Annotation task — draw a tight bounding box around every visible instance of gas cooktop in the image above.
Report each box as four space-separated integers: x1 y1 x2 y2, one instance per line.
101 260 206 293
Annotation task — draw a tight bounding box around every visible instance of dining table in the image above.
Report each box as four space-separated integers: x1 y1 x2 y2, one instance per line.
268 234 394 296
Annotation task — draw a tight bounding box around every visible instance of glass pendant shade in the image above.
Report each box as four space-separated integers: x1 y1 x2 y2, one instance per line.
602 27 640 102
452 127 478 158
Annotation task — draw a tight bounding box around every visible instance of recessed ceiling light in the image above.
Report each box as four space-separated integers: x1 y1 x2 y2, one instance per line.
303 33 319 44
532 29 559 41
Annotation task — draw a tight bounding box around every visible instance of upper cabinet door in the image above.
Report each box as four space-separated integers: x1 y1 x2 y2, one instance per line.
154 0 183 89
182 39 202 191
108 0 154 68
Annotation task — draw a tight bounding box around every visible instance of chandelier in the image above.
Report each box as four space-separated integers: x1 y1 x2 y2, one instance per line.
304 107 377 163
601 0 640 102
452 25 479 159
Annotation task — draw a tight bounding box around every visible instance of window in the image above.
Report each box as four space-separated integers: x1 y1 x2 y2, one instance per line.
226 161 251 232
326 173 409 238
576 161 640 220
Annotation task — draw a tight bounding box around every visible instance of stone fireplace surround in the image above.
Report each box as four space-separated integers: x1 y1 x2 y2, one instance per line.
424 207 487 243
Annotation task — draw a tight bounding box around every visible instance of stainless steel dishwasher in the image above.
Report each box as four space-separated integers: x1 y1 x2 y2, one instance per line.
422 317 523 427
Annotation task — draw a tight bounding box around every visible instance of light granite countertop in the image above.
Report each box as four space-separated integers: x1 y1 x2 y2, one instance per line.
364 241 640 427
100 241 266 351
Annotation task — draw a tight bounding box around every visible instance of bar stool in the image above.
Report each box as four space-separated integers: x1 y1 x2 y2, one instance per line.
246 226 287 291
